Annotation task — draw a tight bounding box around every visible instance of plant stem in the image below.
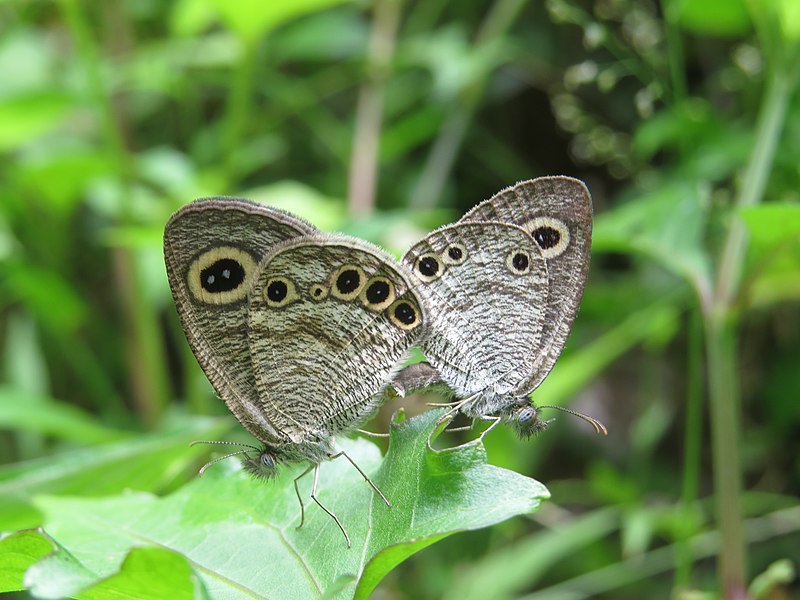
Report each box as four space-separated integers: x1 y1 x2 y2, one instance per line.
59 0 169 425
715 68 796 307
704 314 746 600
223 40 259 187
674 307 703 593
348 0 403 216
704 57 798 599
410 0 528 210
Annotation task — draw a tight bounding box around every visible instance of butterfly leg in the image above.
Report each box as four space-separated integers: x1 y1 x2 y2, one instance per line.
474 415 502 442
308 463 352 548
293 464 314 530
330 450 391 508
355 428 390 439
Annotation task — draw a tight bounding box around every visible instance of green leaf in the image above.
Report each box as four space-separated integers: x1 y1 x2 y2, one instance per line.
0 386 130 444
0 415 228 531
676 0 752 37
210 0 355 43
0 92 74 150
19 410 548 599
740 203 800 245
0 530 55 593
740 203 800 306
592 183 711 287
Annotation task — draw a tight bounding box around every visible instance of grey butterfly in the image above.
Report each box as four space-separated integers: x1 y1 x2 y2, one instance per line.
164 198 424 546
397 176 605 437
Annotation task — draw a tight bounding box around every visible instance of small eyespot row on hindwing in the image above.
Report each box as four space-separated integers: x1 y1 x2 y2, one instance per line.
505 249 532 275
263 276 300 308
359 276 396 312
414 253 444 282
524 216 571 259
442 243 467 266
308 283 329 301
386 297 421 331
330 264 367 301
187 246 257 305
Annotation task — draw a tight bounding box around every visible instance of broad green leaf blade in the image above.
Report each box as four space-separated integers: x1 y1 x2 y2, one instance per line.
0 386 129 444
592 183 711 287
0 415 228 531
210 0 354 43
0 530 54 593
23 410 548 599
740 203 800 306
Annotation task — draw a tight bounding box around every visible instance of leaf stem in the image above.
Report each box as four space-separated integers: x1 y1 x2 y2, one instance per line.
59 0 169 425
703 53 799 600
348 0 403 215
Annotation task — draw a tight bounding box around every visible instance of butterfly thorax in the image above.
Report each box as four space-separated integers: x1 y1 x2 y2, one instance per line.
242 438 335 479
460 391 553 438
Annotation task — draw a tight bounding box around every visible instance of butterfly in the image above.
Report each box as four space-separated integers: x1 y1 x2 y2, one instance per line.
164 198 424 545
397 177 605 437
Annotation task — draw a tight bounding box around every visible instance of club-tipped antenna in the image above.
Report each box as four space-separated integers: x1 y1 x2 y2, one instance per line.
538 405 608 435
190 440 263 476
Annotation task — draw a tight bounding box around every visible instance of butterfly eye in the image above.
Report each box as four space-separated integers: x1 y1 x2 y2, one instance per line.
524 216 570 259
414 253 444 282
386 297 422 331
330 265 367 301
188 246 257 305
441 243 467 266
506 249 532 275
263 277 300 308
360 276 396 312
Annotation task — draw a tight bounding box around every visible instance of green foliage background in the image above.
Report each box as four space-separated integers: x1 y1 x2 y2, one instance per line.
1 0 799 598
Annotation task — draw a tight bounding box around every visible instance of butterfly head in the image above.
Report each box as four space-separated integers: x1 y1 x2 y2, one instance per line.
241 448 280 480
507 403 554 438
506 401 608 438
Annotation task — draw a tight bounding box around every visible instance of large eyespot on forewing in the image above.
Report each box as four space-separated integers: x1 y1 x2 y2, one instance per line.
524 216 570 259
187 246 257 305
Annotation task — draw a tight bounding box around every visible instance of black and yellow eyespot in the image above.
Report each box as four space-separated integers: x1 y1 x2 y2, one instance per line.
386 297 421 331
523 216 570 259
308 283 329 302
506 249 532 275
187 246 257 305
330 264 367 301
414 253 444 282
441 243 467 266
263 276 299 308
359 276 396 312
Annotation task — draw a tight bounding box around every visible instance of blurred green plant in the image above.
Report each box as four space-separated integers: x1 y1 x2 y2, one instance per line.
0 0 798 598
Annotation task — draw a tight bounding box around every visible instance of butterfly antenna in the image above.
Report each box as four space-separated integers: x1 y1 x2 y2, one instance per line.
196 449 254 477
190 439 262 452
539 405 608 435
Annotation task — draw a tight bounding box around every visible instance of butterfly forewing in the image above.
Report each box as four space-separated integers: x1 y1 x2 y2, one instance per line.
247 235 425 442
163 199 317 442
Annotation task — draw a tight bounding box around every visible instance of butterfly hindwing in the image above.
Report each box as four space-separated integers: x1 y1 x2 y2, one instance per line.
247 235 424 443
459 176 592 394
403 221 548 408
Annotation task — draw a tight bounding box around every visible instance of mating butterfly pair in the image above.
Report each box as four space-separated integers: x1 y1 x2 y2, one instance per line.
164 176 599 546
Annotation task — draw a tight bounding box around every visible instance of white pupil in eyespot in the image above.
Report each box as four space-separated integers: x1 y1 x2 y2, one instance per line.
222 269 230 279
